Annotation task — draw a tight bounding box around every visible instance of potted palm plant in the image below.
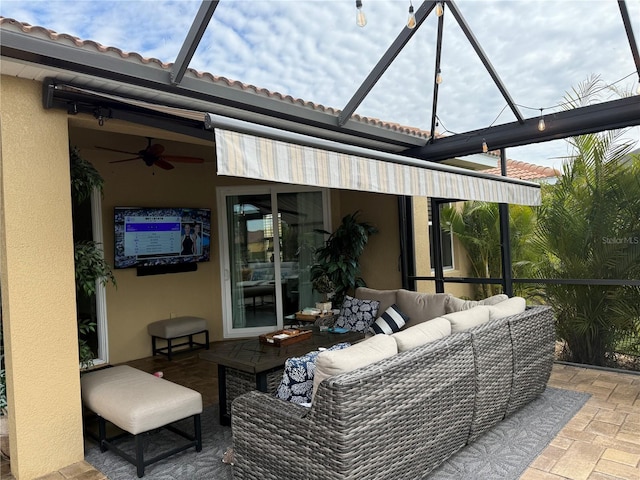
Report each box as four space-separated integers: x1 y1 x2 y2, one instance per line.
310 211 378 308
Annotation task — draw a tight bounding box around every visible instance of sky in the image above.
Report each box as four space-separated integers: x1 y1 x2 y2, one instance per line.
2 0 639 170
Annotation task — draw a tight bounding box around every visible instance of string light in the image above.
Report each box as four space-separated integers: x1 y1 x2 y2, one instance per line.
407 2 416 29
435 2 444 17
355 0 367 27
482 139 488 153
436 68 443 85
537 108 546 132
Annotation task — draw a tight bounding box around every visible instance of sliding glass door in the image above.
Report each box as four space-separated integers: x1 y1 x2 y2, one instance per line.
218 186 328 337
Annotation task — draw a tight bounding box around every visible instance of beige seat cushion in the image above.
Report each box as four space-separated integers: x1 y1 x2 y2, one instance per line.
487 296 526 320
312 334 397 400
355 287 398 316
81 365 203 435
396 290 450 325
392 317 451 352
443 305 491 333
445 294 509 313
147 316 207 339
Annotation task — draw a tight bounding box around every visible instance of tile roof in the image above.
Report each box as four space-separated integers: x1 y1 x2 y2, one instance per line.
0 17 434 140
482 158 561 181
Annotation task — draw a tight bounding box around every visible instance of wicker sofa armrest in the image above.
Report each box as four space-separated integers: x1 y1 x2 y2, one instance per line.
231 390 312 479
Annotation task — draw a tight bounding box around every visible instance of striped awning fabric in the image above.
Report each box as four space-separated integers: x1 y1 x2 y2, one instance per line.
215 128 541 206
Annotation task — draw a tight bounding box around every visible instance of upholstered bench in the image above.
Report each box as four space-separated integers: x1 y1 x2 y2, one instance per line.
147 316 209 360
81 365 203 478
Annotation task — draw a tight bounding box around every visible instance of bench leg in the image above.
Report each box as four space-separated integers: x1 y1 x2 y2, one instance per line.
98 416 107 453
194 414 202 452
135 434 145 478
151 336 158 356
205 330 210 350
167 338 173 361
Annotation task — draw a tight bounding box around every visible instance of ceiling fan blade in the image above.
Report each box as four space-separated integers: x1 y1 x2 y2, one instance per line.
154 158 175 170
148 144 165 156
161 155 205 164
95 146 138 155
109 157 142 164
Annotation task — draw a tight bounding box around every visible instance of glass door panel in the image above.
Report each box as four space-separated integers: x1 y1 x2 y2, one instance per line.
277 191 325 316
226 194 278 330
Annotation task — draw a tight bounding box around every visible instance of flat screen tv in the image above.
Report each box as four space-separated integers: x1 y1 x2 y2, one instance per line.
114 207 211 269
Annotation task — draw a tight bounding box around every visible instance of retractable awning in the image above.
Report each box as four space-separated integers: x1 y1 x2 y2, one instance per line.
208 114 541 206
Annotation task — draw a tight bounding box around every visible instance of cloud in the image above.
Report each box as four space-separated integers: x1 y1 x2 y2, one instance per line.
1 0 638 166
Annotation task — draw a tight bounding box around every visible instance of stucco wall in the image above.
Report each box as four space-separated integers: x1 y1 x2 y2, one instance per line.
337 190 402 290
0 76 84 478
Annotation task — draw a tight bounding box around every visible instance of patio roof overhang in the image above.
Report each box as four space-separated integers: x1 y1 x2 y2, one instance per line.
2 1 639 167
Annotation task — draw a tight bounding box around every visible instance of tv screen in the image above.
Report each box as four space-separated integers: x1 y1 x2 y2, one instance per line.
114 207 211 269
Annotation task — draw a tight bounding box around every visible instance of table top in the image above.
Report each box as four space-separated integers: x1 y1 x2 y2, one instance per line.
200 327 364 374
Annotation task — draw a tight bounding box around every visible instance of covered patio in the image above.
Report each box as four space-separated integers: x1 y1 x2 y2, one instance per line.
1 1 640 478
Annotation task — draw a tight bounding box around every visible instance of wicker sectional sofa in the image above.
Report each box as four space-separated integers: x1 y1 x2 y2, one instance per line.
231 288 555 480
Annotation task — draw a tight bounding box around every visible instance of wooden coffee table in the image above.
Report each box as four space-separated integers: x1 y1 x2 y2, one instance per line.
200 327 364 425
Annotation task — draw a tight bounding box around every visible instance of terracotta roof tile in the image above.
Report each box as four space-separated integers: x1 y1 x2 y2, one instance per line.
1 16 435 140
483 159 561 181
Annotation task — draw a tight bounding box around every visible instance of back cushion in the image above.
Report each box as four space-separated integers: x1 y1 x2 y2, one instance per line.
312 334 398 401
396 289 450 325
355 287 398 315
487 297 526 320
445 294 509 313
392 317 451 352
443 305 491 333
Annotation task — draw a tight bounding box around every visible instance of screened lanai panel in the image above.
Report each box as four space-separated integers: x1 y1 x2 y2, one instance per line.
215 129 541 206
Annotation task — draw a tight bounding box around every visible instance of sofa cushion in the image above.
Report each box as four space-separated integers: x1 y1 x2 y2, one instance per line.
396 290 450 325
392 317 451 352
312 334 398 400
370 304 408 335
275 342 351 404
445 294 509 313
355 287 398 315
334 296 380 333
487 296 526 320
443 305 491 333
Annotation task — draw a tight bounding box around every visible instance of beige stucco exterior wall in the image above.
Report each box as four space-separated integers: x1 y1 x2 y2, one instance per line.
0 76 84 478
337 190 402 290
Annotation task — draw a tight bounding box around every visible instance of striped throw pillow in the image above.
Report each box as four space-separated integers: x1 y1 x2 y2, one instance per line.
370 304 409 335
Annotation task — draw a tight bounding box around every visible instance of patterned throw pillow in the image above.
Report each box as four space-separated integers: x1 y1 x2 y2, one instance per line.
370 304 409 335
334 296 380 333
275 342 351 404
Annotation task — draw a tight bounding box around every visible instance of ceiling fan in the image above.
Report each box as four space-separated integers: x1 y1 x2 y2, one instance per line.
95 137 205 170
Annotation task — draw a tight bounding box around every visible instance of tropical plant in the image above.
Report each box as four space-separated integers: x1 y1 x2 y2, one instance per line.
310 211 378 307
440 202 538 298
532 76 640 366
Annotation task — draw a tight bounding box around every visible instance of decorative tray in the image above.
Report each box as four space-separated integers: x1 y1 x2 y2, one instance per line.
295 310 334 322
259 328 313 347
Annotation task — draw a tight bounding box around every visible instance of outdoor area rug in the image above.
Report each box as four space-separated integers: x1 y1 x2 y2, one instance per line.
85 386 590 480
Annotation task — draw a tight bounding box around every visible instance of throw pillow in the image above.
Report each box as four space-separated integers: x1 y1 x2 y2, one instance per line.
443 305 491 333
334 296 380 333
312 334 398 401
370 304 409 335
355 287 399 316
275 342 351 404
487 296 526 320
445 294 509 313
392 317 451 351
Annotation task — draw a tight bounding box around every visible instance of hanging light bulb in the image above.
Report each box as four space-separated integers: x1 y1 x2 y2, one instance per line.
482 139 488 153
356 0 367 27
435 1 444 17
537 108 546 132
407 3 417 29
435 68 443 85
